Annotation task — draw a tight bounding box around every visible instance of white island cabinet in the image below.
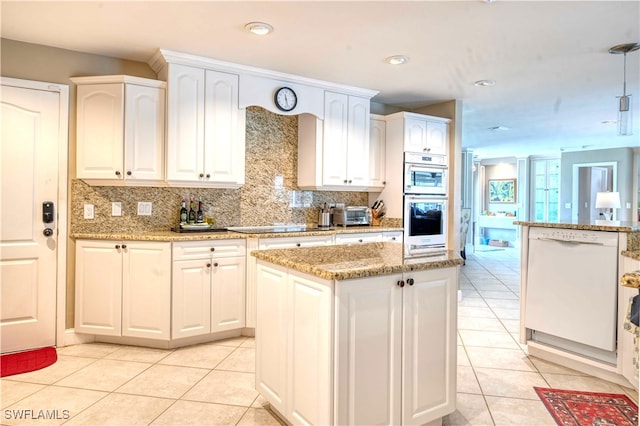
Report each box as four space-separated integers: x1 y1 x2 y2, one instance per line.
254 243 460 426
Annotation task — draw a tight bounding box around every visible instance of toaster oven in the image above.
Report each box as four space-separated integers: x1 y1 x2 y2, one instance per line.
333 206 371 226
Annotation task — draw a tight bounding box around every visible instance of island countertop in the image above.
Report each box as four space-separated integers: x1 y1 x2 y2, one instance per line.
251 242 463 281
514 219 640 233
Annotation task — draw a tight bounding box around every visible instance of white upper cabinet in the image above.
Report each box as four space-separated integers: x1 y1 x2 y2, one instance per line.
165 63 245 188
386 112 449 156
369 114 387 189
298 92 375 191
73 76 166 184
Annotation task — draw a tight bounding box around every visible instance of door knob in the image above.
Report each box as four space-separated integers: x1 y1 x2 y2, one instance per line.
43 228 53 237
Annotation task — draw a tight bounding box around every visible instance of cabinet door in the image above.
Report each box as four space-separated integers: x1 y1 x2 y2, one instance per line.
425 120 448 155
369 117 386 189
76 84 124 179
122 242 171 340
172 258 212 338
166 64 205 182
403 117 427 153
402 268 457 425
322 91 349 186
288 271 333 426
204 70 244 185
620 257 640 389
124 84 165 181
335 275 403 426
256 262 289 415
346 96 370 186
211 256 246 332
75 240 122 336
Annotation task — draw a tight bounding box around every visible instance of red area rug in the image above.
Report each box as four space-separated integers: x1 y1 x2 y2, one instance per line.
535 387 639 426
0 347 57 377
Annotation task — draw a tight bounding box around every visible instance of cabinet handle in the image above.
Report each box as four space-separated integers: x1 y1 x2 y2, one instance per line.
423 147 431 152
115 171 121 176
296 243 301 247
126 171 132 176
343 179 348 184
115 244 121 249
383 181 386 185
348 180 352 184
391 237 396 241
213 262 219 267
199 173 204 178
121 244 127 249
397 280 405 288
358 239 363 243
206 263 212 268
210 247 215 252
206 173 211 179
407 278 414 286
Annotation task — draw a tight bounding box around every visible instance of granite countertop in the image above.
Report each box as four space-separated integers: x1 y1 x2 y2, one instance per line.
514 219 640 233
251 242 463 281
622 251 640 261
70 225 404 242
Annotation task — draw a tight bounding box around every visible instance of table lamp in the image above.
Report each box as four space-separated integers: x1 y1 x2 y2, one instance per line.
595 191 621 220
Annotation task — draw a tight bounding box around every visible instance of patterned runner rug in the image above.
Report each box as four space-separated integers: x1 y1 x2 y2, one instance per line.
535 387 638 426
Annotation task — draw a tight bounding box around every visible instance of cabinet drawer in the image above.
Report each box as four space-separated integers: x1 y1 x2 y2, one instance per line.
173 239 246 260
258 235 333 249
335 232 383 244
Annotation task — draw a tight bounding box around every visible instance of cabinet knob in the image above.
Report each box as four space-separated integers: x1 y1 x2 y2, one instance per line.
391 237 396 241
126 171 132 176
296 243 301 247
407 278 414 286
383 181 386 185
397 280 405 288
122 244 127 249
115 244 121 249
199 173 204 178
348 180 352 184
343 179 348 184
210 247 215 252
206 263 212 268
115 171 121 176
206 173 211 179
213 262 219 267
358 239 363 243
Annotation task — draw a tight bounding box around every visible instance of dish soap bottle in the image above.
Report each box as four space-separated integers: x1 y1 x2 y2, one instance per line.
179 198 188 224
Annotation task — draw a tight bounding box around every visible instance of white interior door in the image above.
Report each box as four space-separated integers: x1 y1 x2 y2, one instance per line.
1 82 61 353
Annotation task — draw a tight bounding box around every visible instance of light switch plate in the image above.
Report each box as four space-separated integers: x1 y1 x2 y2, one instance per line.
112 202 122 216
627 202 631 209
137 202 152 216
83 204 94 220
565 203 571 209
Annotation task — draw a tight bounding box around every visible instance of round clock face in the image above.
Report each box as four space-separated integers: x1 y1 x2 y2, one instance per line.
274 87 297 112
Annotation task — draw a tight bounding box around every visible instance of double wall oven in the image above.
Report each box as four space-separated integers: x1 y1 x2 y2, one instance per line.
403 152 448 253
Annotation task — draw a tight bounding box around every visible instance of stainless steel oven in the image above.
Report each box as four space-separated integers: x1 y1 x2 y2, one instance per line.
404 152 447 195
403 195 447 253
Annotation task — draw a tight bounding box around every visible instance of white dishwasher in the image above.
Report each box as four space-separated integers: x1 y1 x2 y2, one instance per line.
524 227 619 364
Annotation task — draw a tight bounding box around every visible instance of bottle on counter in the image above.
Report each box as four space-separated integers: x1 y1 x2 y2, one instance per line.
196 200 204 223
188 198 196 224
179 198 188 224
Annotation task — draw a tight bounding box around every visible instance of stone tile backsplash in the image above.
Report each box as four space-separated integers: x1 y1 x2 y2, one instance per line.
71 107 370 233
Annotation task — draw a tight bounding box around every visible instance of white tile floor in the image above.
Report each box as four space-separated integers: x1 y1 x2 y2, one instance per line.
1 247 637 425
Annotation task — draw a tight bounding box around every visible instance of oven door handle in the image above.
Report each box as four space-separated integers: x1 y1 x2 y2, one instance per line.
405 195 448 201
406 163 447 171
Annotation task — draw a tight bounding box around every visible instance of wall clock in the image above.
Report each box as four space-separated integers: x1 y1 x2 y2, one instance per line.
274 87 297 112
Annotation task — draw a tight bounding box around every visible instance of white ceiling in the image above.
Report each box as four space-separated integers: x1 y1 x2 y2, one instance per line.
2 0 639 159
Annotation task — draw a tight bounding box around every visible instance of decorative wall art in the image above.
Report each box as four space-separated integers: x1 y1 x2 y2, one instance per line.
489 179 516 203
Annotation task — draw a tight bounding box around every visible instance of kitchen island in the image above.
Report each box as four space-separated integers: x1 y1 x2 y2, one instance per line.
252 243 463 426
515 219 640 389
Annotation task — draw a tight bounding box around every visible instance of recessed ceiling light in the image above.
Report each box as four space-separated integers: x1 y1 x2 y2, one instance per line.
474 79 496 87
245 22 274 36
384 55 409 65
488 126 509 131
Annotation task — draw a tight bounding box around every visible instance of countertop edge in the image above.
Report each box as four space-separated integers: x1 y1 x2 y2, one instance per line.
514 221 638 232
622 250 640 261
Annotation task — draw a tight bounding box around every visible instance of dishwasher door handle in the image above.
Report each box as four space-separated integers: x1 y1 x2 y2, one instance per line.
537 237 605 246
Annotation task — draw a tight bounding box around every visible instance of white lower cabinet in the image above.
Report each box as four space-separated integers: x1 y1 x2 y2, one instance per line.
172 239 246 339
620 256 640 389
75 240 171 340
255 261 457 425
256 262 333 425
245 235 333 328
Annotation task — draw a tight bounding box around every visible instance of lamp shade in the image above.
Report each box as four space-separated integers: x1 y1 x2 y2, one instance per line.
595 192 621 209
